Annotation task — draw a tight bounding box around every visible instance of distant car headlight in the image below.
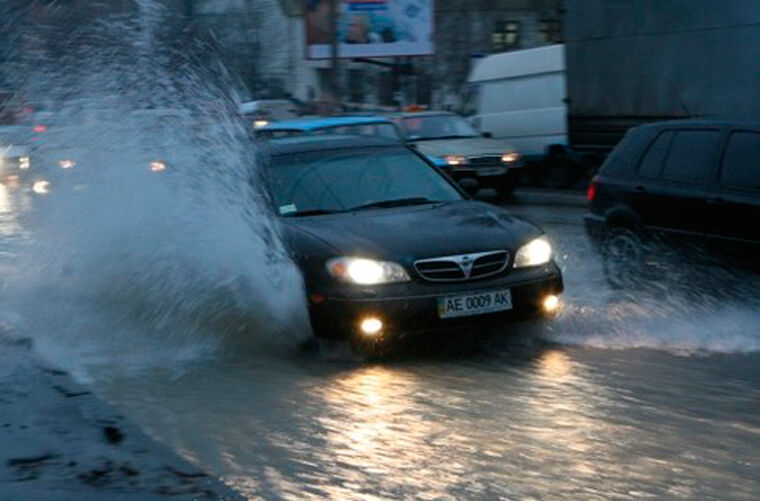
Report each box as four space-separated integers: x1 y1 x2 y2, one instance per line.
32 179 50 194
514 237 552 268
501 151 521 164
444 155 466 166
59 159 75 169
327 257 410 285
253 119 270 129
19 156 31 170
150 161 167 172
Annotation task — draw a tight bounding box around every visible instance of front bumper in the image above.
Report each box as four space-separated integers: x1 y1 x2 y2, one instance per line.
443 164 523 187
308 263 563 340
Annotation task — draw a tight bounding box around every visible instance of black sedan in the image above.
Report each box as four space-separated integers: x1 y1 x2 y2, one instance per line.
265 136 563 347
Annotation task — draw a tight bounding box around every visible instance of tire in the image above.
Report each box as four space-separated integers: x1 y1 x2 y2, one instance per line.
496 175 519 197
542 149 576 190
601 227 648 289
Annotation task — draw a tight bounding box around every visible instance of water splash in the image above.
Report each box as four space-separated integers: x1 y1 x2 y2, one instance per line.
544 228 760 355
1 1 310 377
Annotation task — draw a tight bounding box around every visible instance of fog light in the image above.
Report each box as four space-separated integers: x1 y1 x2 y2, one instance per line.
542 294 560 314
359 317 383 336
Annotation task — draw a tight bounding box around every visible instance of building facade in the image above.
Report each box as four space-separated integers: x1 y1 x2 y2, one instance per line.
1 0 563 113
187 0 562 109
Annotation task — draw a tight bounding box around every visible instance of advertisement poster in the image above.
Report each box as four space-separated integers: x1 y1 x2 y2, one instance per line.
305 0 434 59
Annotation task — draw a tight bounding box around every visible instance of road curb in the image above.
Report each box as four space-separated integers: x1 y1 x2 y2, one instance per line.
0 333 243 500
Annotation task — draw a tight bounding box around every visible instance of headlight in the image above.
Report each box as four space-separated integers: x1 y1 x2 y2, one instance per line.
514 237 552 268
19 156 31 170
32 180 50 194
253 119 270 129
150 161 167 172
501 151 521 164
59 159 75 169
444 155 466 166
327 257 410 285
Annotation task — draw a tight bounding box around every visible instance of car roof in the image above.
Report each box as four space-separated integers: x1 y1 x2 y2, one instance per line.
262 116 393 131
388 111 459 119
239 100 295 112
268 135 404 155
635 118 760 132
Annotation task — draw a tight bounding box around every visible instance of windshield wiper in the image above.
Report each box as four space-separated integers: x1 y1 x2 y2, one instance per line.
348 197 440 211
282 208 342 217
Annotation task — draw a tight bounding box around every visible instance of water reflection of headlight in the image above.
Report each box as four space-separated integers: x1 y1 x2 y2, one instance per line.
32 180 50 194
150 161 167 172
59 159 75 169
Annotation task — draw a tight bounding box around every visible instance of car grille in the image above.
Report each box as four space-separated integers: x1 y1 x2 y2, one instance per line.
468 156 502 166
414 250 510 282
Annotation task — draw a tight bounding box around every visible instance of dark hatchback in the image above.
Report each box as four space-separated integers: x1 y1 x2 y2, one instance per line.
264 136 563 347
585 120 760 287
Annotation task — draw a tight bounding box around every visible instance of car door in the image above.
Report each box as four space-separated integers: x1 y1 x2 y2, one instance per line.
703 129 760 258
630 127 723 241
629 128 674 228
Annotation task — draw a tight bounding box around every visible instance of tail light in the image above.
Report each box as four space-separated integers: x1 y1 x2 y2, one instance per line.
33 125 47 133
587 176 598 202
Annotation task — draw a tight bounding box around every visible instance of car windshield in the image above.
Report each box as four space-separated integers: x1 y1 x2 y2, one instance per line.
402 115 480 140
267 146 462 216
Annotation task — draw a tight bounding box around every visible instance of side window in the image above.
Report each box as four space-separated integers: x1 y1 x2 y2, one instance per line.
721 131 760 191
661 130 721 185
637 130 672 178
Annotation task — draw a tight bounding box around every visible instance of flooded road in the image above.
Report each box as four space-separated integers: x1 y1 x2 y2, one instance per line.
100 346 759 500
2 185 757 500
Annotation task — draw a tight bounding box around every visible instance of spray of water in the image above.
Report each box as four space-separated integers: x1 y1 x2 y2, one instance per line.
1 1 310 376
544 231 760 355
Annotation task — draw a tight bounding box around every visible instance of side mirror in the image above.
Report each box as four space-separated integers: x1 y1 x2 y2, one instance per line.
482 131 493 138
458 178 480 196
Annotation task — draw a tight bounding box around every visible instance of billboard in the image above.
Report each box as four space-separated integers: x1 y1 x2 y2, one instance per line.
305 0 434 59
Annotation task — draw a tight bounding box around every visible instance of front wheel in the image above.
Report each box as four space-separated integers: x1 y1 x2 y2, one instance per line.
496 175 519 197
601 228 648 289
542 150 577 189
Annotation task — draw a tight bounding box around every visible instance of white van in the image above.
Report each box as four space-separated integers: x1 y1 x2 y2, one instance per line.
463 44 567 165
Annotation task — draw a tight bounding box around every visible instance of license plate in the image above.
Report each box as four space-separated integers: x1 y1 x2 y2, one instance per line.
477 167 507 176
437 289 512 319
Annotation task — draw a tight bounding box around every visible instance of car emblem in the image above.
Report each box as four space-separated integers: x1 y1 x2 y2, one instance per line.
454 254 475 278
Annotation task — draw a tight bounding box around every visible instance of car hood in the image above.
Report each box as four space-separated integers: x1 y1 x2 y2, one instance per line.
2 144 30 157
412 137 515 157
281 200 541 264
